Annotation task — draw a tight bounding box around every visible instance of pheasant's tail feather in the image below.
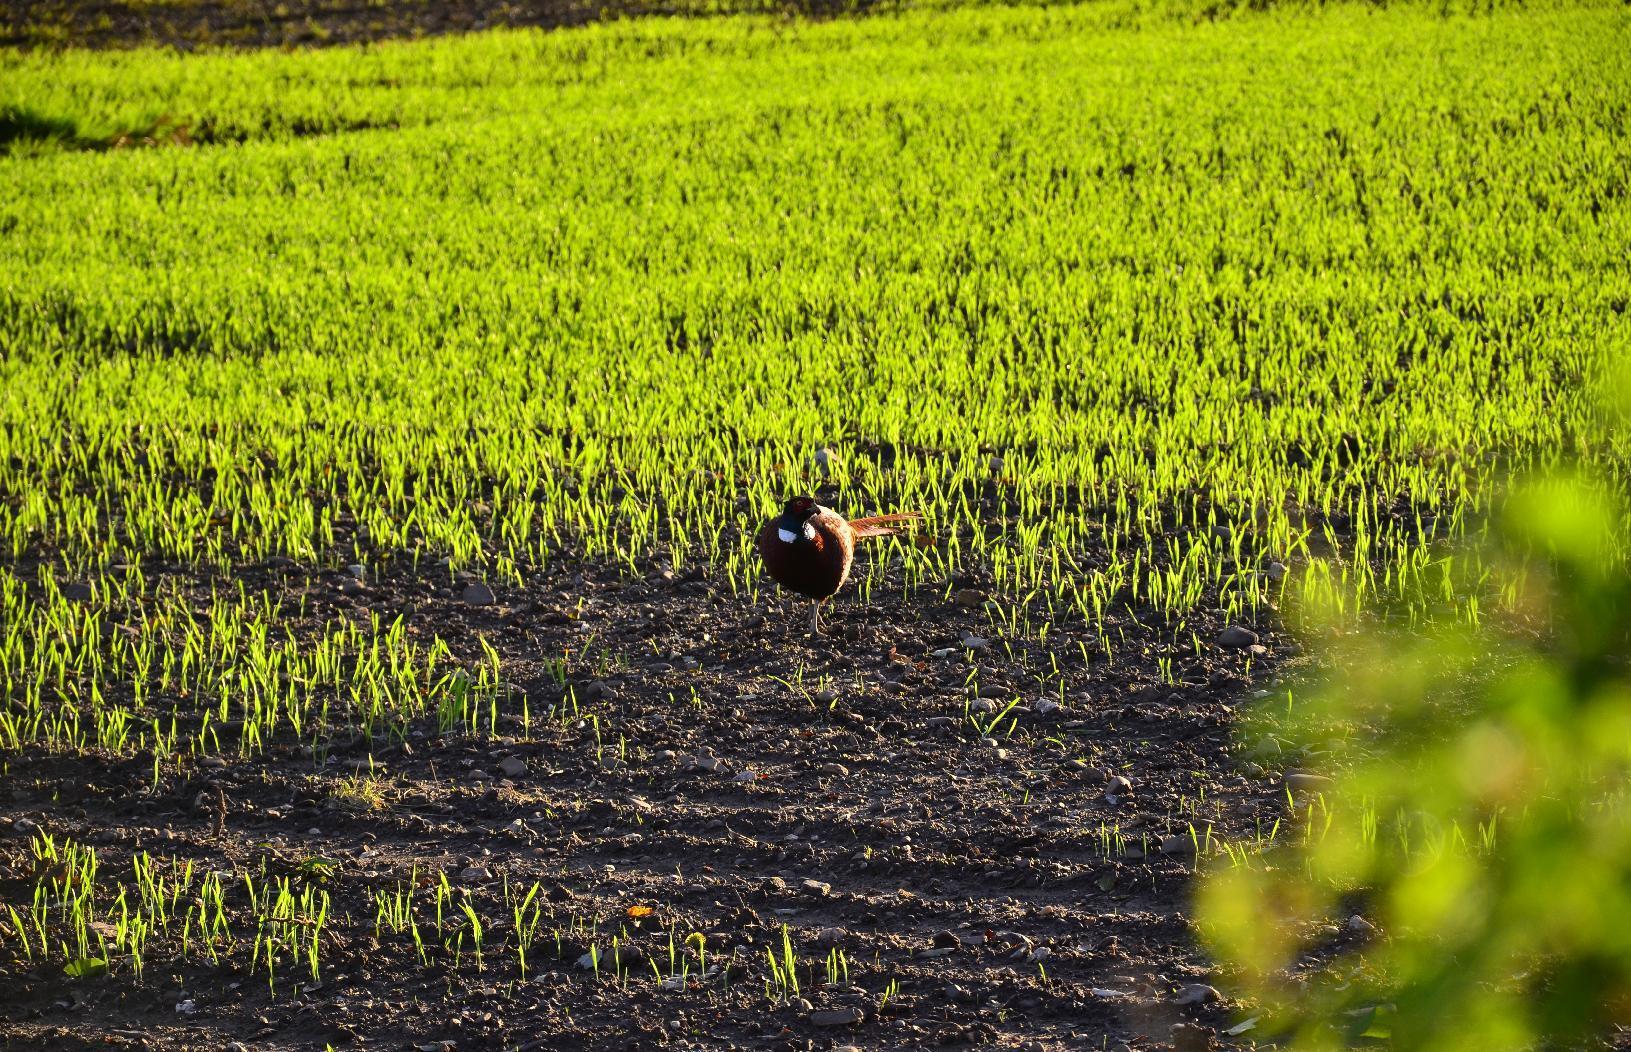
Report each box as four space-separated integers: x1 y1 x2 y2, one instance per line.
848 512 923 540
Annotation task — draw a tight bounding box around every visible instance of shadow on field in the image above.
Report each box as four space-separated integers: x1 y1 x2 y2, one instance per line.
0 106 80 149
0 104 195 154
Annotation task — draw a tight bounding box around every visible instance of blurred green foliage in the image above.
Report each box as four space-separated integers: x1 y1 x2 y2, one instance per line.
1201 455 1631 1047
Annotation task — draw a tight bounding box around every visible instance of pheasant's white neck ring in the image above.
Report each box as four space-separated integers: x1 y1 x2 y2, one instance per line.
777 521 818 544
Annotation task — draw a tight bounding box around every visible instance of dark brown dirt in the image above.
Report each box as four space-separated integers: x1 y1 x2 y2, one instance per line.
0 492 1307 1050
1 0 876 50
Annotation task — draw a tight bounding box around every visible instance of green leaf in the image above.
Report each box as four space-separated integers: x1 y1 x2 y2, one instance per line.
1352 1004 1395 1041
296 856 340 879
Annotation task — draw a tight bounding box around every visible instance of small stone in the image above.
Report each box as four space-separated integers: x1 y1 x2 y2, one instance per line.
820 763 850 777
497 755 527 779
1216 625 1259 648
989 454 1005 475
731 770 757 783
809 1007 864 1027
1348 914 1376 933
1266 561 1288 580
959 633 989 650
801 878 832 897
1285 772 1332 792
1105 774 1133 798
1161 834 1198 856
944 984 972 1002
692 755 723 772
459 866 489 882
953 588 985 608
976 684 1006 699
1174 983 1222 1006
995 931 1033 954
970 698 996 713
1171 1022 1217 1051
175 999 197 1015
584 680 613 702
345 564 365 580
815 926 845 946
339 578 365 595
1035 699 1061 715
926 717 956 729
461 581 496 606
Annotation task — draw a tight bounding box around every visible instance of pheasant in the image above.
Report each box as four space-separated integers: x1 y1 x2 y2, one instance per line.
757 495 920 635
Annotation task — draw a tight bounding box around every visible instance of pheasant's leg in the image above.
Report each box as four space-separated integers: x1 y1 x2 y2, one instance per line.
809 601 823 638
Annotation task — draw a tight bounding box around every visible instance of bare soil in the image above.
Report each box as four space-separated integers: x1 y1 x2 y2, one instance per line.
0 481 1312 1051
1 0 873 50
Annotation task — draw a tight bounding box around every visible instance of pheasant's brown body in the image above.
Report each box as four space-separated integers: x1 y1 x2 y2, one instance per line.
757 496 919 634
757 506 855 600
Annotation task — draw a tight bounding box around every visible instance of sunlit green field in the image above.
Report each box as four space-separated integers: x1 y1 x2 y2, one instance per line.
1 3 1630 1041
5 0 1627 613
